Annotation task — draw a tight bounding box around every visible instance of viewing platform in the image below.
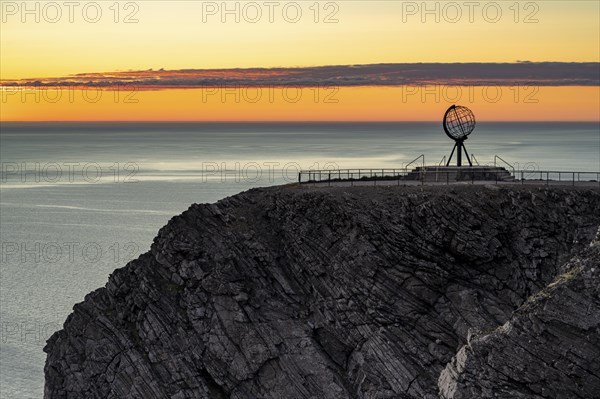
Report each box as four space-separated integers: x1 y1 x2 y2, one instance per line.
405 166 514 182
298 166 600 188
297 105 599 189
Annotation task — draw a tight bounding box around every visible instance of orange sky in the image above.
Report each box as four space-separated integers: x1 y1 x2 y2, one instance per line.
2 86 598 121
1 1 598 121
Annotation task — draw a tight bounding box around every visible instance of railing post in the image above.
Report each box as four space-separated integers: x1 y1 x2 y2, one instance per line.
573 172 575 186
521 171 524 184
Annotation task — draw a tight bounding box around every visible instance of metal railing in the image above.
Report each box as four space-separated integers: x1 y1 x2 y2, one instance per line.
298 167 600 189
494 155 515 175
301 168 411 186
405 154 425 172
518 170 600 186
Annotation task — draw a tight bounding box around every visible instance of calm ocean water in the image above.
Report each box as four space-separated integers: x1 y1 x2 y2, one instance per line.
1 122 599 398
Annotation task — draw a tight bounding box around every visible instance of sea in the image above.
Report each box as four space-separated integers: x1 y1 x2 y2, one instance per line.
1 122 599 398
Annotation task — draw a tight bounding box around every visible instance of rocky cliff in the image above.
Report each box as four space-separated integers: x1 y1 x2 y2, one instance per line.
44 185 600 399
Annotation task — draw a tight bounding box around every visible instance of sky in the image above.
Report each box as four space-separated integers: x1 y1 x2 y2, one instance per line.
1 0 599 121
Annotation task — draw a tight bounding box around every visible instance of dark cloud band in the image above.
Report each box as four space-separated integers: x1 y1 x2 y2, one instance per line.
2 62 598 88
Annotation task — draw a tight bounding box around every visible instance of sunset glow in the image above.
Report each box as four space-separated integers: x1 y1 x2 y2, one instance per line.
2 86 598 122
1 1 599 121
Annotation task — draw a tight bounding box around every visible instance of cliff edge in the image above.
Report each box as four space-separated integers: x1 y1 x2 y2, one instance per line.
44 185 600 398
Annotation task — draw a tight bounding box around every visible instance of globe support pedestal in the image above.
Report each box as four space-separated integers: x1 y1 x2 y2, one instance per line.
446 139 472 167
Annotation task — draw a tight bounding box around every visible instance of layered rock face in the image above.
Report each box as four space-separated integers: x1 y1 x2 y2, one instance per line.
44 185 600 399
439 239 600 399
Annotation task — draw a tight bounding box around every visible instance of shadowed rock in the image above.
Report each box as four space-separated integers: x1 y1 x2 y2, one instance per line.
439 234 600 399
44 185 600 398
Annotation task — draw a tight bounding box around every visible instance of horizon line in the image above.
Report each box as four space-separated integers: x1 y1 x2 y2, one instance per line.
2 120 599 124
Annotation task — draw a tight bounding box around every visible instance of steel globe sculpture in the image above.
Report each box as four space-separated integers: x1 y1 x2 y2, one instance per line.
443 105 476 166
